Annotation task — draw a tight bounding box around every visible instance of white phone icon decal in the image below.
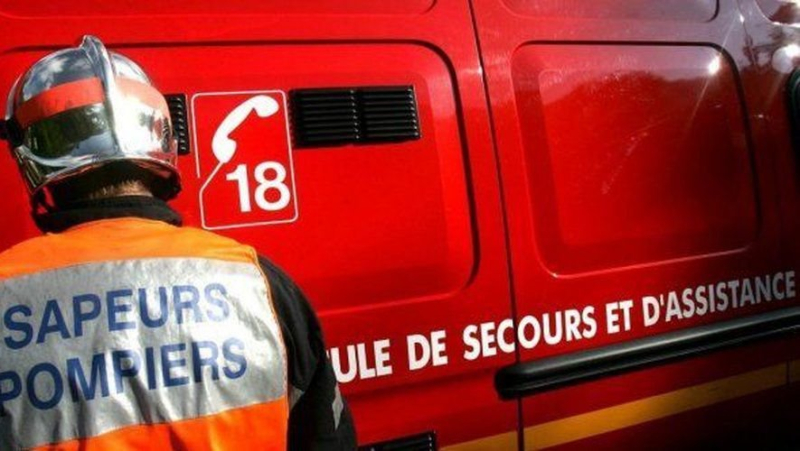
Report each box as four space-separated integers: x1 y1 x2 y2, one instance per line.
197 91 298 230
199 94 292 220
211 95 280 164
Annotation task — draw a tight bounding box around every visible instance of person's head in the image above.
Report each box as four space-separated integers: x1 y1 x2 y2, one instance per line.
2 35 180 212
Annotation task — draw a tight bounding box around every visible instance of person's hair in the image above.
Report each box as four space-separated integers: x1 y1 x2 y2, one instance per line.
48 162 160 208
84 179 152 200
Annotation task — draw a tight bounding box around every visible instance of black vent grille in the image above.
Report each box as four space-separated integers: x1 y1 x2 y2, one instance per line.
165 94 190 155
291 86 420 148
359 87 420 141
291 89 359 146
359 432 436 451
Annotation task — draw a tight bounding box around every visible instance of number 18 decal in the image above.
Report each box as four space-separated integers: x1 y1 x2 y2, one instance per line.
192 91 298 230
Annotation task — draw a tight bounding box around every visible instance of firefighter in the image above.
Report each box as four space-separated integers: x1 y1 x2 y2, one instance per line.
0 35 355 450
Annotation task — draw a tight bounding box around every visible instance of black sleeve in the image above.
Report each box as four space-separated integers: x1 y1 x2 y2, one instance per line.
258 256 357 450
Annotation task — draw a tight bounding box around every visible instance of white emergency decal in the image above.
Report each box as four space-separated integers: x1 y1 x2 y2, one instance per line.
193 91 299 231
0 258 285 449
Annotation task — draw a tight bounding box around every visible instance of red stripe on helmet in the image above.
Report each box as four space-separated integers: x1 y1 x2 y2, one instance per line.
14 77 170 129
15 78 104 128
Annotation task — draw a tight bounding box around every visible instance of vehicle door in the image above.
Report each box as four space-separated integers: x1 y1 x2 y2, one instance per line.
471 0 796 448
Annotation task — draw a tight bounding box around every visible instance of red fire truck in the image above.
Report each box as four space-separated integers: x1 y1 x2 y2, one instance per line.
2 0 800 448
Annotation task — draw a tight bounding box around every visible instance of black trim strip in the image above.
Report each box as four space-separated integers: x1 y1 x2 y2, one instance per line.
495 306 800 400
359 431 437 451
787 69 800 154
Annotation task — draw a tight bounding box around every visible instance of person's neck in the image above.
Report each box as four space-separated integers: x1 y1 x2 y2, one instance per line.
34 195 182 233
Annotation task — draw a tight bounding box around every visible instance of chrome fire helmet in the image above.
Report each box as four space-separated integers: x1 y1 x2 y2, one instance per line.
3 35 179 203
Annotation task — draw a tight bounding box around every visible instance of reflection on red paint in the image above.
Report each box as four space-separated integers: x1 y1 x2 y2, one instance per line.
512 45 757 273
755 0 800 24
503 0 718 22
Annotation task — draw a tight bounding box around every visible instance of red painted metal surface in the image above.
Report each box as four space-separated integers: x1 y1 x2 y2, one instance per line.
740 0 800 447
502 0 718 21
0 0 435 16
511 44 757 274
0 1 513 447
472 0 799 447
0 0 799 447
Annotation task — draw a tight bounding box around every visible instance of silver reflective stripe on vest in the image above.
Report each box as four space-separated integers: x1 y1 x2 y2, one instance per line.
0 257 286 449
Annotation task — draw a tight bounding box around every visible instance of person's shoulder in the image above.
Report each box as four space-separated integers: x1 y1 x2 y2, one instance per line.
256 255 314 321
0 233 62 279
170 225 260 259
257 255 287 280
0 234 49 259
173 225 244 246
257 255 303 297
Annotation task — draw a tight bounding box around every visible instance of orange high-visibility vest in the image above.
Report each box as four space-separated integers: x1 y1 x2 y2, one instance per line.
0 218 289 450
